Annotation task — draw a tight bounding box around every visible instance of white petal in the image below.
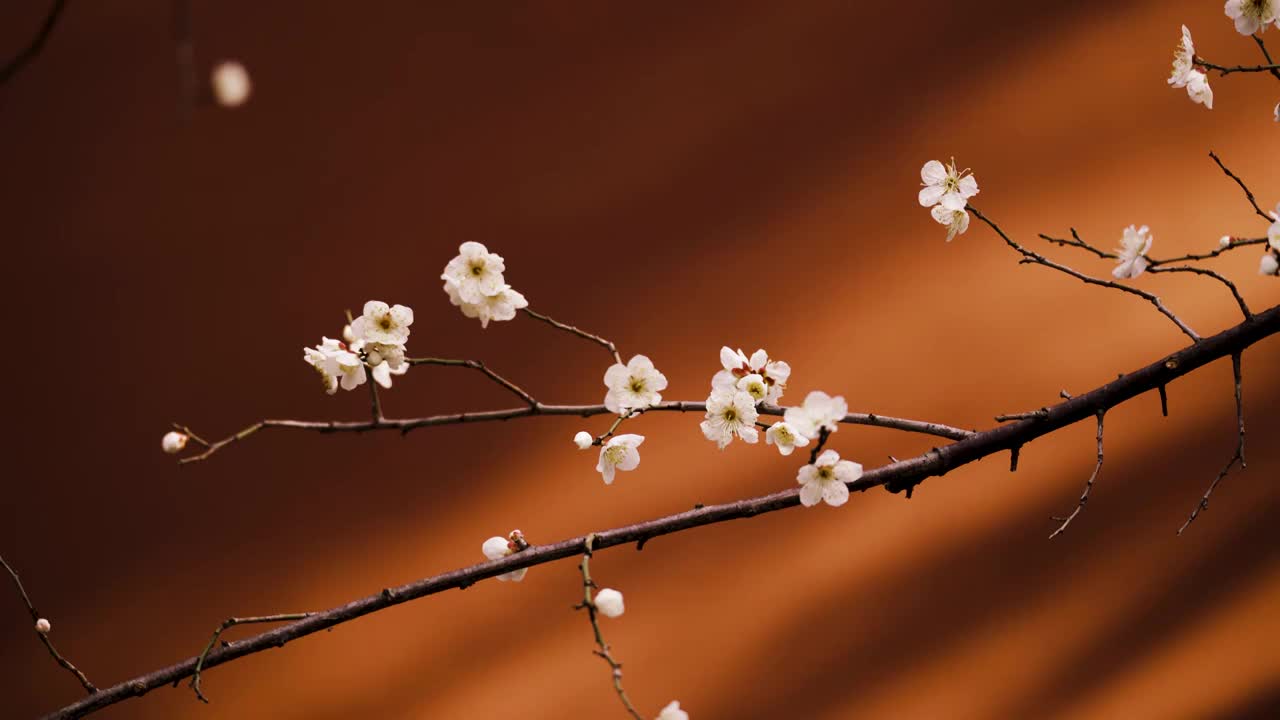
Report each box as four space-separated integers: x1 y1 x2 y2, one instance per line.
815 449 840 466
920 159 947 184
799 482 823 507
822 480 850 507
918 185 946 208
482 536 510 561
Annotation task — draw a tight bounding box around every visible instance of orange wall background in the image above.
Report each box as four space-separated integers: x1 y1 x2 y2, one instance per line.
1 2 1278 718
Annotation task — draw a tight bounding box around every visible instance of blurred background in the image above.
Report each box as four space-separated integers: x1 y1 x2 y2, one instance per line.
1 1 1278 718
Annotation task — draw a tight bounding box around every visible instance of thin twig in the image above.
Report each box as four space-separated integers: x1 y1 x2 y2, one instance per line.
0 0 69 87
969 205 1201 343
1249 34 1280 81
1146 237 1268 266
806 426 831 464
1049 411 1105 539
187 614 315 703
995 408 1049 423
1178 353 1247 535
521 307 623 365
1208 151 1271 224
173 402 972 464
407 357 538 407
172 0 197 110
43 304 1280 720
1038 229 1115 259
1193 58 1280 76
1147 266 1251 319
575 535 644 720
367 376 384 423
1 555 97 694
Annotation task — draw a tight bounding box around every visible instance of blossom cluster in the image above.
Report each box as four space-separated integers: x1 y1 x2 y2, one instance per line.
1113 225 1153 280
1170 6 1280 115
700 347 790 449
918 159 979 241
1265 203 1280 276
303 300 412 393
441 242 528 328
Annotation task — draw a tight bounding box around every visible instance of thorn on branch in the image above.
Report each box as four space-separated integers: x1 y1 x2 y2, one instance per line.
1159 384 1169 417
1009 446 1021 472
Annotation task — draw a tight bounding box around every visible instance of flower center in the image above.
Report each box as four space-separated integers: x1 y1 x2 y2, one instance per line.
378 316 393 330
469 262 485 276
604 445 627 465
817 467 833 481
723 409 737 422
629 379 645 393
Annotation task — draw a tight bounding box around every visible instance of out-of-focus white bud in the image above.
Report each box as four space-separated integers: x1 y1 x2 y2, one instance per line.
1218 235 1232 249
1261 253 1279 276
574 431 593 449
211 61 251 107
35 618 51 634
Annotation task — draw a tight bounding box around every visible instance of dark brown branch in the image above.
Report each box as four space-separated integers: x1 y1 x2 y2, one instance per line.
969 206 1201 342
575 536 643 720
1147 266 1251 319
1193 58 1280 76
1178 352 1247 535
171 0 197 109
1208 151 1271 224
1038 229 1115 260
1147 237 1268 266
175 402 972 464
1248 35 1280 81
187 613 315 703
1 555 97 695
521 307 623 365
43 302 1280 720
1049 411 1105 539
0 0 68 87
407 357 537 407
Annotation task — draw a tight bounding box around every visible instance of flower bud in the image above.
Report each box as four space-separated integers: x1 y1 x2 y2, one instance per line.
162 431 189 454
211 61 251 107
1218 235 1232 249
594 588 625 618
342 324 356 344
573 431 593 449
35 618 51 634
1261 253 1279 277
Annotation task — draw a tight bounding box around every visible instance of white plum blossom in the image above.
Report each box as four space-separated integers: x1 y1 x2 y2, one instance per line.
444 279 528 328
481 530 528 582
604 355 668 414
304 337 365 393
712 347 790 404
350 301 414 345
736 373 769 403
1112 225 1153 280
1224 0 1278 36
442 241 508 305
574 431 594 449
1268 202 1280 250
161 431 188 454
797 449 863 508
1168 25 1196 88
657 701 689 720
931 204 971 242
1262 252 1280 276
370 360 407 389
1185 70 1214 109
918 158 979 211
783 391 848 440
594 588 625 618
596 434 645 484
765 421 809 456
700 389 759 449
211 61 251 107
35 618 51 634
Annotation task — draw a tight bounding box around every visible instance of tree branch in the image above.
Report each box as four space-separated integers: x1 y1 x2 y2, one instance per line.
968 206 1202 342
1178 352 1247 535
174 402 973 465
1049 411 1105 539
1147 265 1251 319
1 555 97 695
521 307 623 365
1208 151 1272 224
406 357 538 407
1248 34 1280 81
0 0 68 87
575 536 643 720
41 302 1280 720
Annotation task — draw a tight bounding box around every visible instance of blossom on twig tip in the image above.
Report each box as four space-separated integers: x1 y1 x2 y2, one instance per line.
919 159 979 211
1223 0 1278 36
604 355 668 414
594 588 625 618
596 434 645 484
657 700 690 720
1113 225 1153 280
161 431 189 454
35 618 51 634
574 431 594 449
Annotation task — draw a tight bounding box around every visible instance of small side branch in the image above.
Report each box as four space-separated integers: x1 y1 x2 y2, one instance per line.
0 555 97 694
407 357 538 407
521 308 623 365
1178 353 1247 535
187 613 315 703
1249 34 1280 81
1147 236 1268 266
1038 229 1115 260
1147 266 1251 319
1049 411 1105 539
1194 58 1280 77
969 205 1201 343
0 0 69 87
1208 151 1271 224
575 536 643 720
